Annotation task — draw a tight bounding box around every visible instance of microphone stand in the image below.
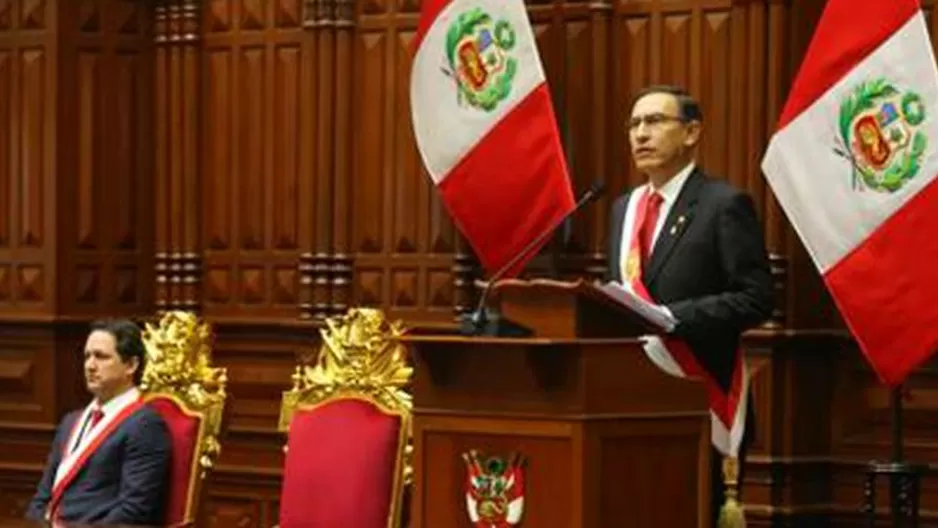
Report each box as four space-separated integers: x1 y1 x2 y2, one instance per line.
460 182 606 337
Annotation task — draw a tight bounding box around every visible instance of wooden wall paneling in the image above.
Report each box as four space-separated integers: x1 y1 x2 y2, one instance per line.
296 0 319 321
759 0 836 332
154 0 202 311
0 1 9 314
760 0 791 330
352 0 461 326
0 0 154 517
200 469 282 528
0 0 56 318
582 0 611 279
197 321 318 527
743 333 845 524
0 322 58 428
201 0 308 320
332 0 355 315
0 466 40 519
197 1 313 522
539 0 609 279
56 0 154 318
307 0 337 321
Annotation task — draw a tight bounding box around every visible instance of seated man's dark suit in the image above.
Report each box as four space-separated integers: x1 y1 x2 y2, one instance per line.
607 167 774 525
26 399 171 525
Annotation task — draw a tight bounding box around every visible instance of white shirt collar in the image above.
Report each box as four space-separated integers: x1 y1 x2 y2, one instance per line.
92 386 140 416
649 161 695 204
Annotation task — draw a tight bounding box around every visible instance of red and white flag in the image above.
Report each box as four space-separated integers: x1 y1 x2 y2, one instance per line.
762 0 938 385
410 0 575 275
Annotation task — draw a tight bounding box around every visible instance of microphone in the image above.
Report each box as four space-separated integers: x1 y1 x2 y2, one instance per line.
461 181 607 335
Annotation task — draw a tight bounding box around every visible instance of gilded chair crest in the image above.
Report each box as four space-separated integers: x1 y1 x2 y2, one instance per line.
278 308 413 528
279 307 412 427
140 311 228 526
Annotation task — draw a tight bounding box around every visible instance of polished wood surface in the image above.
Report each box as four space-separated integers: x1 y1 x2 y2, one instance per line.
407 281 712 528
3 0 938 526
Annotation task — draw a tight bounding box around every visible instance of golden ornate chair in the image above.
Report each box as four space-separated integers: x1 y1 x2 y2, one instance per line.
277 308 412 528
140 311 229 527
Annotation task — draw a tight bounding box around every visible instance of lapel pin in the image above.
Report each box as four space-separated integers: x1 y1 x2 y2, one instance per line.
670 215 686 236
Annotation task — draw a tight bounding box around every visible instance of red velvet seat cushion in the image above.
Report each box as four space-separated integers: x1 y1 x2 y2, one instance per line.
147 397 201 525
279 399 403 528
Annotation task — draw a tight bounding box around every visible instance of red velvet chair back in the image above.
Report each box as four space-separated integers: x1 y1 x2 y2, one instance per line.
146 396 203 525
278 308 412 528
140 311 229 527
279 397 408 528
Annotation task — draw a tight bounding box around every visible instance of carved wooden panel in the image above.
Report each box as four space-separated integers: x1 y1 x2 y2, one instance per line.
56 0 154 317
352 0 461 324
0 473 35 519
209 322 315 430
201 0 311 320
0 325 56 425
0 0 54 316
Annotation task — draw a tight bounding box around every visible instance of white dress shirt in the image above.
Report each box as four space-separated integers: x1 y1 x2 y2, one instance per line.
644 161 696 253
618 161 696 278
68 386 141 454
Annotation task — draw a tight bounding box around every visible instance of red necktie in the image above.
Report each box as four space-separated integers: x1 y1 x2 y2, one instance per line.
640 191 663 264
88 408 104 430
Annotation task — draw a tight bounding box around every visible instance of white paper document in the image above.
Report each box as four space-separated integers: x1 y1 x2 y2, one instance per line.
596 281 677 333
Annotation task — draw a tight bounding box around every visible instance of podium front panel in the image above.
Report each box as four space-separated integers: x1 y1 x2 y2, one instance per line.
405 335 711 528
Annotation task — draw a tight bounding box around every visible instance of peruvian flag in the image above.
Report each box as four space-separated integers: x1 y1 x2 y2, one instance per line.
410 0 575 275
762 0 938 385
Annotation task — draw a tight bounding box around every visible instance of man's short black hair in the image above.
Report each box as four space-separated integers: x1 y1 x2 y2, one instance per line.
89 318 147 385
630 84 703 123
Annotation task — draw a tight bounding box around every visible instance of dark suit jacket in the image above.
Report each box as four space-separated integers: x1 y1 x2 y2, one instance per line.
26 404 171 526
607 168 774 390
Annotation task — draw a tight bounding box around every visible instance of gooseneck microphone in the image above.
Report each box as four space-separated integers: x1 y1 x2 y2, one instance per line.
463 180 607 335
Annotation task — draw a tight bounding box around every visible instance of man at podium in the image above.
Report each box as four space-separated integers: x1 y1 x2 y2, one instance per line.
607 85 774 526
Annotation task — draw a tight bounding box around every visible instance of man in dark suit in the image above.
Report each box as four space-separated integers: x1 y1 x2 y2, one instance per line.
26 318 171 525
607 85 774 526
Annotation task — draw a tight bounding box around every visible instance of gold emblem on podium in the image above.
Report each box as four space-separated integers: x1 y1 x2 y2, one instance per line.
463 450 526 527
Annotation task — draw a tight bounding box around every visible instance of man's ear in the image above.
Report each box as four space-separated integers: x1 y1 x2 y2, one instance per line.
683 120 702 148
126 356 140 377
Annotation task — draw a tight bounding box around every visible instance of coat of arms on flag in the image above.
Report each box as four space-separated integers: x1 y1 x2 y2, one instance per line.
462 450 525 527
446 8 517 111
762 0 938 386
836 78 928 192
411 0 575 277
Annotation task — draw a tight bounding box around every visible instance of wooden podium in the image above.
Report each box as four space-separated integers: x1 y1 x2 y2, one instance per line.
404 279 711 528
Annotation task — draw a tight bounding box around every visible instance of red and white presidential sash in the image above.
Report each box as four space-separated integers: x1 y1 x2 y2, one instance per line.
620 186 748 458
47 395 145 519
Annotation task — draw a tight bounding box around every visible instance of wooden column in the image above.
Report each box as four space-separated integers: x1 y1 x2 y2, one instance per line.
331 0 355 316
585 0 612 280
154 0 202 311
763 0 792 330
298 0 334 321
298 0 355 320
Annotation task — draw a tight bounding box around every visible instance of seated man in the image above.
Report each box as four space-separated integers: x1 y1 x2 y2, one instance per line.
26 318 172 525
